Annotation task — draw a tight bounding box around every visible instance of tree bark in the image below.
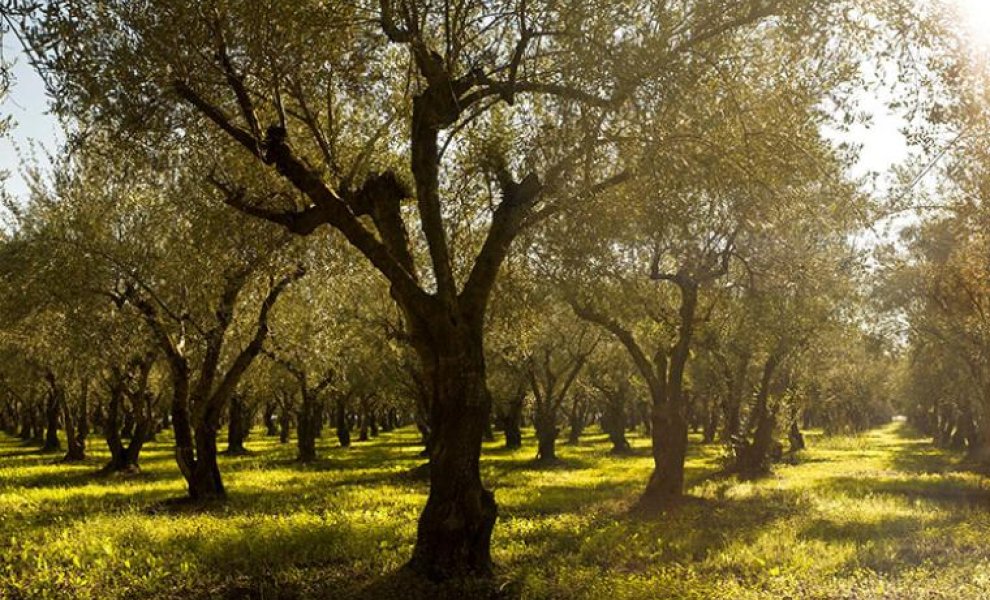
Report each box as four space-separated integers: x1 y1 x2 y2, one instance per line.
406 324 497 581
297 391 321 461
602 383 632 455
334 394 351 448
225 394 250 455
533 406 558 462
567 394 587 444
62 380 89 462
734 355 779 477
500 390 524 450
41 375 61 453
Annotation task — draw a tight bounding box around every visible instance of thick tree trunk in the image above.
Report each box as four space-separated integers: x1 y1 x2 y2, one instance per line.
500 393 524 450
602 388 631 455
533 407 558 462
643 400 688 504
407 329 497 581
640 280 699 507
187 424 225 500
297 391 320 461
225 394 250 455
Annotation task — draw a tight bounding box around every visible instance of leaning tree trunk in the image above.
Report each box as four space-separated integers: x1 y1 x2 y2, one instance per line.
407 326 497 581
734 355 779 477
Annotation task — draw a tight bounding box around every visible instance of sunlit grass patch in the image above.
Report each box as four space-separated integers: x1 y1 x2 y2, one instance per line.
1 422 989 599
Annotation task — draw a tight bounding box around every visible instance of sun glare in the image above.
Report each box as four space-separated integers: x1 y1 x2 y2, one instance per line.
953 0 990 46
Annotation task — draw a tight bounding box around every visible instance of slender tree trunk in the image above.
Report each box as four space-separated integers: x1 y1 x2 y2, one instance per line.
263 402 278 436
567 396 585 444
18 408 32 440
359 398 370 442
62 382 89 462
702 394 719 444
788 420 805 452
41 381 61 453
369 406 379 437
331 394 350 448
278 403 292 444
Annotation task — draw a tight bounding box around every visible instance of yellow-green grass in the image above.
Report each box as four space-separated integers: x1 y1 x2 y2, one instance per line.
1 423 989 599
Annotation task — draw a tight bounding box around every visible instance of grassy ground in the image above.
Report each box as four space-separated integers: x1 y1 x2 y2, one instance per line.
1 423 989 599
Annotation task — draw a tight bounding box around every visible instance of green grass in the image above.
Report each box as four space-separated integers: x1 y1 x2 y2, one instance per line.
2 423 989 599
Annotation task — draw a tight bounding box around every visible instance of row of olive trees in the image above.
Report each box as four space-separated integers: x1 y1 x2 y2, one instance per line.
0 0 952 583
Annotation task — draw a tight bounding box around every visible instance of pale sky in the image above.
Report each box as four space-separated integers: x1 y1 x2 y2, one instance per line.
1 44 61 206
0 40 914 226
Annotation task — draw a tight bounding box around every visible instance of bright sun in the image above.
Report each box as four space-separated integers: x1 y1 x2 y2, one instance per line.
952 0 990 45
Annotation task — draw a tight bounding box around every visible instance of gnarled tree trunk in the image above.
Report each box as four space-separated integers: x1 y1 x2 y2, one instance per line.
407 324 497 581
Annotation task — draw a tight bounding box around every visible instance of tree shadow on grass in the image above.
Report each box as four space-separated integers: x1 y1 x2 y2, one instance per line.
345 569 519 600
814 475 990 508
